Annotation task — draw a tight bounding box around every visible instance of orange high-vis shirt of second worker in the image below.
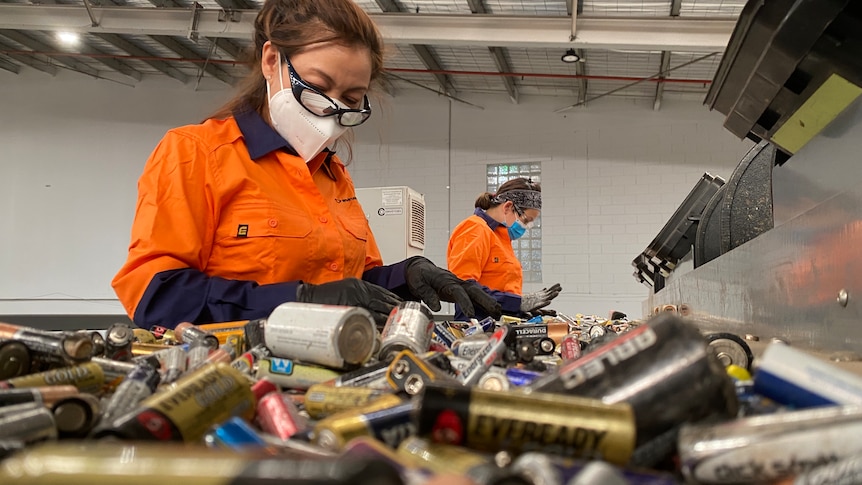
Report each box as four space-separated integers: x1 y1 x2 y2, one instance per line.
447 214 522 295
111 115 383 321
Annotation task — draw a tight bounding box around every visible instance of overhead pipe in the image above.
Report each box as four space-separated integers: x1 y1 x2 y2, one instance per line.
0 49 713 85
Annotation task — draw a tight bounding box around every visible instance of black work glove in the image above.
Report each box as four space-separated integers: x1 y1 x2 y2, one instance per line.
404 257 502 319
520 283 563 313
296 278 402 326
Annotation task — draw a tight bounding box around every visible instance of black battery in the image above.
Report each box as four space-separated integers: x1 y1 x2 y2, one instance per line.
526 313 738 447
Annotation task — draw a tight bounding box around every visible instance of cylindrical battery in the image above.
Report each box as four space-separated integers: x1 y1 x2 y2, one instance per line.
304 384 390 419
0 322 92 364
105 322 135 361
451 334 491 359
93 362 255 442
342 437 434 484
509 452 678 485
560 334 582 362
679 404 862 484
378 302 434 362
90 357 139 392
418 383 636 465
101 365 161 423
783 452 862 485
161 346 187 385
477 370 509 392
457 324 513 387
264 302 377 370
174 322 220 350
132 328 157 344
51 393 101 438
505 368 543 387
205 416 268 450
527 313 737 446
0 405 57 443
0 442 403 485
313 396 413 451
256 391 309 441
256 357 341 391
397 437 524 485
0 362 105 394
0 385 79 408
0 340 31 379
332 360 391 390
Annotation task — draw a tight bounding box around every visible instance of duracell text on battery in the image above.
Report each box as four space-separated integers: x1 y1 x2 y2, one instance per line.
558 325 657 389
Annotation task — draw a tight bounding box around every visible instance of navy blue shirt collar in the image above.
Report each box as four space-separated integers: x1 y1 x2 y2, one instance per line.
474 207 504 230
234 108 298 160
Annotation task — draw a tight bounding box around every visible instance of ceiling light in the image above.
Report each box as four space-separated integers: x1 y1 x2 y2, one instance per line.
561 48 580 63
57 32 80 45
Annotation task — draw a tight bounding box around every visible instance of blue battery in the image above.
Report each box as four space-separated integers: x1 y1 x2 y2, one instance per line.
477 317 496 332
505 368 544 387
433 323 458 348
206 416 267 450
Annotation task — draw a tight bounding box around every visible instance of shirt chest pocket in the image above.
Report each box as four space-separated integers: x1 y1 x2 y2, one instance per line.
210 203 313 282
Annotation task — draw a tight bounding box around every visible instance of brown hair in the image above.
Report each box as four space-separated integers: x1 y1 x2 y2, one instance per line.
210 0 384 124
474 177 542 209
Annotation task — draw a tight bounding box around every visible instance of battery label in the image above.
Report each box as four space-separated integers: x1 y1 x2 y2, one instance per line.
558 325 657 390
268 358 294 375
513 325 549 338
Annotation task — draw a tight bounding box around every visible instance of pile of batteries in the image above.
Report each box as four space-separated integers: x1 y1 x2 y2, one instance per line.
2 303 862 485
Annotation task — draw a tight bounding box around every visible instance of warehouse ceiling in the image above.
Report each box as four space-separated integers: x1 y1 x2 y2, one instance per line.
0 0 743 107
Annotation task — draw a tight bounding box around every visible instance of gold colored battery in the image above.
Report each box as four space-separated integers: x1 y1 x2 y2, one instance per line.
304 383 390 419
198 321 249 348
131 342 175 357
132 328 157 344
311 394 403 450
1 362 105 394
397 436 496 477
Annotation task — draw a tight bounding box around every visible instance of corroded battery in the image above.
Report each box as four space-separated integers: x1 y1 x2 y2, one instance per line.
418 383 636 465
0 322 92 365
527 313 738 446
264 302 377 370
0 340 30 380
378 302 434 362
0 362 105 394
105 322 135 362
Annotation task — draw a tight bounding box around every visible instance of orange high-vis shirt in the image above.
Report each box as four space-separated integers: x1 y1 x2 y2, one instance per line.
112 114 383 323
447 212 522 295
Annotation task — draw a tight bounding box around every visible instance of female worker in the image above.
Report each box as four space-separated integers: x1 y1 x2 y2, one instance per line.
112 0 500 329
447 178 562 320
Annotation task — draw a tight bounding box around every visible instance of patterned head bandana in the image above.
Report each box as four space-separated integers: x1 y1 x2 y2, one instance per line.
491 189 542 210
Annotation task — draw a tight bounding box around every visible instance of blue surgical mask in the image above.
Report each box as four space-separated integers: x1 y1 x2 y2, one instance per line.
508 220 527 240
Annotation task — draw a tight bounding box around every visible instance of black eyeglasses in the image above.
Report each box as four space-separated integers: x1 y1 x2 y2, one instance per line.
282 55 372 127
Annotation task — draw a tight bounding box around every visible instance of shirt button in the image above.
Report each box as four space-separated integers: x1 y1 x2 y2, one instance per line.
329 263 338 271
319 216 328 223
268 219 278 228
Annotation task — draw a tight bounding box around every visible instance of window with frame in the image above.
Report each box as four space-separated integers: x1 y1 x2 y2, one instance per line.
486 162 542 283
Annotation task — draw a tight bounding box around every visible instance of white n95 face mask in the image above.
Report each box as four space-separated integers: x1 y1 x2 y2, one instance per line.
267 56 348 163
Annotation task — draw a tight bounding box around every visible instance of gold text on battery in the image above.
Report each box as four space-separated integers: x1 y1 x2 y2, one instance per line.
471 414 608 455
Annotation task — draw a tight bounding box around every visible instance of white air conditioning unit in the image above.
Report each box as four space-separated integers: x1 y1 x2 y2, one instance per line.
356 186 425 265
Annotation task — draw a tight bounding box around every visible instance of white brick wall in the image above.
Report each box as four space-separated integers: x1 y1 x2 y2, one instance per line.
350 93 753 318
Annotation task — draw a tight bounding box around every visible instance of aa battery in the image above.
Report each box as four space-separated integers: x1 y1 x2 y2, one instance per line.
198 320 250 347
131 342 174 357
784 452 862 485
505 368 543 387
264 302 377 370
433 322 459 348
93 362 255 442
378 301 434 362
257 390 309 441
0 405 57 443
0 340 31 379
0 442 404 485
256 357 341 390
333 360 391 390
305 383 390 419
679 404 862 484
458 324 514 387
205 416 268 450
452 334 491 359
527 313 737 446
509 452 679 485
100 365 160 423
132 328 157 344
754 342 862 408
418 383 636 465
313 395 413 451
397 437 521 485
160 346 187 384
477 369 510 391
342 437 434 484
104 322 135 361
51 393 100 438
0 322 93 364
0 362 105 394
174 322 220 350
0 385 79 408
560 334 582 362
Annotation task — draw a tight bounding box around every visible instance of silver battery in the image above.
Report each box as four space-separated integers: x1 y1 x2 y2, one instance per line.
680 404 862 484
264 302 377 370
451 334 491 359
0 406 57 443
378 302 434 363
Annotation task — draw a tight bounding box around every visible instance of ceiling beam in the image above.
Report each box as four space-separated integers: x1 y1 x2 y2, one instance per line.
150 35 234 85
0 5 734 52
489 46 518 104
91 32 189 83
575 48 587 106
0 55 20 74
466 0 485 14
0 37 58 74
0 30 99 77
411 45 455 94
670 0 683 17
653 51 670 110
210 37 246 60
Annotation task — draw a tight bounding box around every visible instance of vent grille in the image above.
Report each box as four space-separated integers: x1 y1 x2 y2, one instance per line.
409 198 425 249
